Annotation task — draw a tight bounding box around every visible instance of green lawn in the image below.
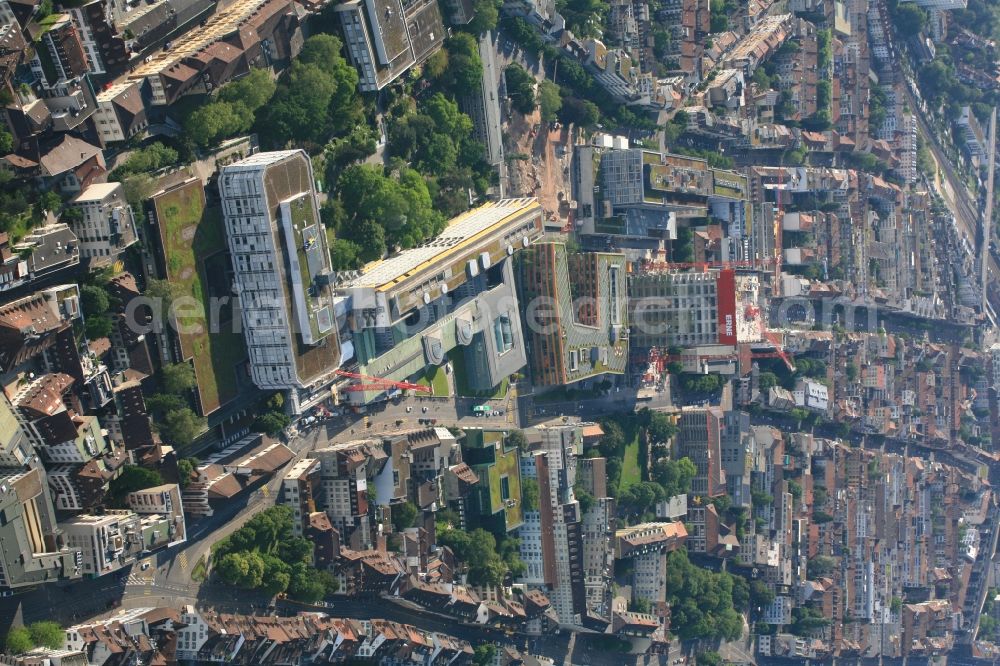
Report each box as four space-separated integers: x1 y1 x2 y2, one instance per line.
619 430 641 491
155 182 245 414
190 555 209 582
417 365 450 396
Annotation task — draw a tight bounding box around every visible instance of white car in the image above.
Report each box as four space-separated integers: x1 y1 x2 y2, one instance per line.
406 406 412 413
141 562 151 571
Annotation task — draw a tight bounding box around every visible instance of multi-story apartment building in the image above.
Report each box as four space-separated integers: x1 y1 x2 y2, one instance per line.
29 14 90 86
60 511 142 577
67 182 137 268
280 458 321 537
628 268 763 353
517 424 590 628
313 441 380 550
219 150 341 411
126 484 187 547
90 82 148 147
614 522 687 629
0 395 81 590
0 225 81 293
676 407 726 498
335 0 445 92
127 0 302 106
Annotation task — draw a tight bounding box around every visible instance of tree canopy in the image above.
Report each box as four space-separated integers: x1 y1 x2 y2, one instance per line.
665 549 744 641
505 64 537 115
652 457 696 498
108 466 164 504
258 35 362 147
213 506 338 602
437 527 523 588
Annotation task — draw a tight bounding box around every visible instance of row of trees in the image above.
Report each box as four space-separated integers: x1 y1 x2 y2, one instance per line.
144 350 205 448
213 506 338 603
180 34 364 151
3 622 64 655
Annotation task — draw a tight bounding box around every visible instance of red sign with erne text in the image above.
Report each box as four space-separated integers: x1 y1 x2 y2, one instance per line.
717 269 737 345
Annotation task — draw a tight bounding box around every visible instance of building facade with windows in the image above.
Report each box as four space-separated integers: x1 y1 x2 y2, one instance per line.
219 150 342 410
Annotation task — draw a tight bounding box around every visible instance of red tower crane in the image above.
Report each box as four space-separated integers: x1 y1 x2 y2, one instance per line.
334 369 432 394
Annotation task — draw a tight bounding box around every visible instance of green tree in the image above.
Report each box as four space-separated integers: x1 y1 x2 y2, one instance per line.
893 2 927 35
340 218 386 262
253 412 291 437
85 315 114 340
438 527 510 587
288 563 335 603
424 49 449 80
505 64 536 114
807 555 836 577
473 644 497 666
648 412 678 443
114 142 178 177
559 97 601 128
507 429 528 450
522 477 540 510
218 68 277 111
758 371 779 391
630 597 652 613
145 393 185 415
846 362 859 381
443 33 483 91
80 285 110 317
750 579 776 608
466 0 500 34
28 622 64 649
330 238 362 269
538 80 562 122
652 457 696 498
161 362 196 394
177 457 199 489
698 652 722 666
665 549 743 641
574 484 595 514
109 466 164 503
216 552 265 589
3 627 33 654
0 128 12 155
392 501 419 532
186 102 253 148
158 408 204 447
598 419 626 458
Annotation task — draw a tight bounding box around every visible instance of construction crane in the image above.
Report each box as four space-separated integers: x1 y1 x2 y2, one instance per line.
639 258 777 272
334 369 432 394
639 344 795 373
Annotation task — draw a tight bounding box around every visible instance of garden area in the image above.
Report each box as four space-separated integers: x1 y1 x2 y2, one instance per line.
154 180 246 414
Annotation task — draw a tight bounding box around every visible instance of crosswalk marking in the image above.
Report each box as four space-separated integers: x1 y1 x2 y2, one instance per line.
143 587 151 596
179 552 188 570
261 485 270 498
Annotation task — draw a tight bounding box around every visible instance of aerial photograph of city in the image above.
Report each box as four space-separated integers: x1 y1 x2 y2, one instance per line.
3 0 1000 662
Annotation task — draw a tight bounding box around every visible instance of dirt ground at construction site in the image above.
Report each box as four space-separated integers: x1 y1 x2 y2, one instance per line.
505 107 575 228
